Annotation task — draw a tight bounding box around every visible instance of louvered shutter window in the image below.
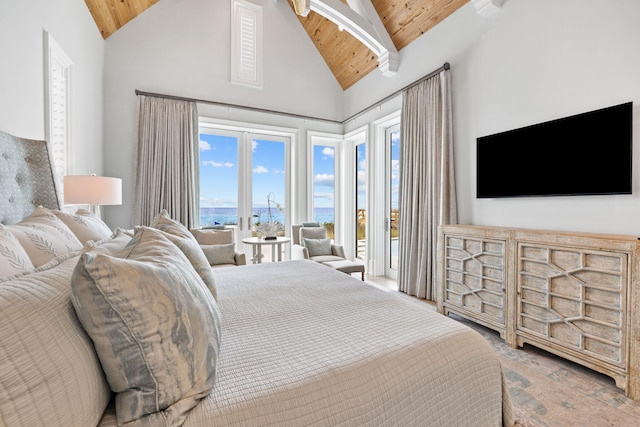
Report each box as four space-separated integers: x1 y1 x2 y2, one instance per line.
45 32 73 198
231 0 263 88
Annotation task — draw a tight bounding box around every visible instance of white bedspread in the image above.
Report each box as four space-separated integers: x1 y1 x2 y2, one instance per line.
198 260 513 426
100 260 514 426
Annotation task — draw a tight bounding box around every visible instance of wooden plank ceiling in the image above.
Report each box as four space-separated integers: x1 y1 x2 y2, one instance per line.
84 0 467 90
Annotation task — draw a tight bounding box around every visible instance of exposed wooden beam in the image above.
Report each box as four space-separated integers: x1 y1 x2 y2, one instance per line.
308 0 399 75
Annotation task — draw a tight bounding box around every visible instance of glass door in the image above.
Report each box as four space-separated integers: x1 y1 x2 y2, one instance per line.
199 131 241 229
250 135 288 241
355 141 367 261
199 126 290 261
385 124 400 279
311 143 336 239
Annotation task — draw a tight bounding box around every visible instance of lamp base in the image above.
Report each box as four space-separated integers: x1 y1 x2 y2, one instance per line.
88 204 102 219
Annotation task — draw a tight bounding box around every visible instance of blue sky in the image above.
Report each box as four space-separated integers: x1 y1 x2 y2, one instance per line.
199 133 335 212
199 132 396 213
390 130 400 210
313 145 335 209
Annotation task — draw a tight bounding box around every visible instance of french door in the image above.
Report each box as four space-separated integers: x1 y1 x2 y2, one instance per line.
385 124 400 279
199 125 290 256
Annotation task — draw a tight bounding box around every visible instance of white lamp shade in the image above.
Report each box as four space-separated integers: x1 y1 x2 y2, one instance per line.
64 175 122 205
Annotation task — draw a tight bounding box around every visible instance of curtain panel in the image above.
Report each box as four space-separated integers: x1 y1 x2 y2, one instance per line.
134 95 200 228
397 70 457 300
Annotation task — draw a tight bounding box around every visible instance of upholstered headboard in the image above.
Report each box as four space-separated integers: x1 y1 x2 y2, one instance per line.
0 130 60 225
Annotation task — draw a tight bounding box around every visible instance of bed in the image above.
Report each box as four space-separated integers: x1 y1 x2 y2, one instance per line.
0 130 515 426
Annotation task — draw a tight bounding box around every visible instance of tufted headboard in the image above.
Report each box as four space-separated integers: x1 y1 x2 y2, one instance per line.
0 130 60 225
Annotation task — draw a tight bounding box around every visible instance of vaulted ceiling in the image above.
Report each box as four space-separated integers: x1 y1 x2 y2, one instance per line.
84 0 468 90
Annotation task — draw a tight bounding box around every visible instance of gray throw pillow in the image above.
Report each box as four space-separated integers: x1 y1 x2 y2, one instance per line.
70 227 221 427
303 238 332 257
301 221 320 227
201 243 236 265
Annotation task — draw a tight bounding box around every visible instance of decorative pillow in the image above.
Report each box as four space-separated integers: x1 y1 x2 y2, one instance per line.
53 208 113 244
201 243 236 265
299 226 326 242
150 210 218 300
0 255 111 426
190 228 233 245
0 225 35 279
5 206 82 267
303 238 332 257
34 248 83 272
301 221 321 227
83 228 133 254
202 225 226 230
70 227 221 427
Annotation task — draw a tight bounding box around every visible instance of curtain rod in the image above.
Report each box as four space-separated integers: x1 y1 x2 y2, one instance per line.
343 62 449 123
134 89 342 124
134 62 449 126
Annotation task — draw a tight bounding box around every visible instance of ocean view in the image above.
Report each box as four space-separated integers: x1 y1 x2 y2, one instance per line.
200 207 335 227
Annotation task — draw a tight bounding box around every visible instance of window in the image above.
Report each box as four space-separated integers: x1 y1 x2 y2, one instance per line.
231 0 263 88
44 31 72 195
309 134 340 240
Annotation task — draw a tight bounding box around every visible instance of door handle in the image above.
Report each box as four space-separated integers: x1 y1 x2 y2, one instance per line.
239 217 243 231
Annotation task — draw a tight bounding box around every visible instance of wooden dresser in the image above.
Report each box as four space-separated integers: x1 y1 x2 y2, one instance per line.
437 224 640 400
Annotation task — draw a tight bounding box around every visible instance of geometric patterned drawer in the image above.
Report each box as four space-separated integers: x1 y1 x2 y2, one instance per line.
517 243 627 369
443 235 506 325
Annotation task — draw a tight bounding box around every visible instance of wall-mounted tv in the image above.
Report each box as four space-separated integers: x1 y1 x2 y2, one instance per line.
476 102 633 199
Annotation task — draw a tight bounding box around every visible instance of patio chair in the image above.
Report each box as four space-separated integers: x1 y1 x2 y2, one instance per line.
291 223 365 280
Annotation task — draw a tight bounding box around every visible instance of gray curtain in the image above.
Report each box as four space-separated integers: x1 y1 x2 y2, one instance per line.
134 95 200 228
397 69 457 300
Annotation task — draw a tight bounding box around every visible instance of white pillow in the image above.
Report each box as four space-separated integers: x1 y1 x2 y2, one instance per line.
0 225 35 279
303 237 332 257
82 228 133 254
53 208 113 244
70 227 221 426
190 228 233 245
5 206 82 267
201 243 236 265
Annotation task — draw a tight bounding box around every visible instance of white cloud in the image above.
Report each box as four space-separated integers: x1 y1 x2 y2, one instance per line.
315 173 335 186
253 165 268 174
202 160 233 168
199 139 211 151
391 159 400 181
321 147 334 158
314 191 334 202
200 196 237 207
252 140 258 152
272 169 285 175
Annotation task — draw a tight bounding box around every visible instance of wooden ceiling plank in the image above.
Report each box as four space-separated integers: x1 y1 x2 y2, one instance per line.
85 0 117 39
85 0 158 39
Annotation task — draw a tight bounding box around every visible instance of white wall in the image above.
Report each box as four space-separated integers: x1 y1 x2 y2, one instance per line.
103 0 344 228
346 0 640 236
0 0 104 175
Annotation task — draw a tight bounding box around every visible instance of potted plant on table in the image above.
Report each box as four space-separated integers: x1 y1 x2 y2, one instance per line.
255 192 283 240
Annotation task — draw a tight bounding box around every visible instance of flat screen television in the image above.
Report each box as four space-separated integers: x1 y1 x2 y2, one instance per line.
476 102 633 198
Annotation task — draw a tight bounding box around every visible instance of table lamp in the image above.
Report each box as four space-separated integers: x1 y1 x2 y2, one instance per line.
63 174 122 219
